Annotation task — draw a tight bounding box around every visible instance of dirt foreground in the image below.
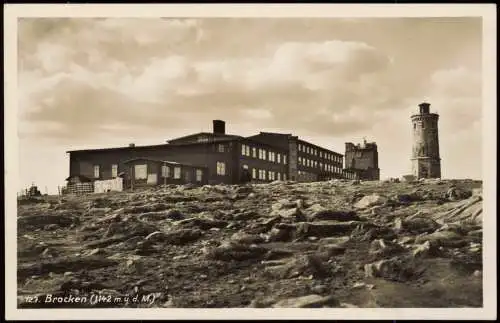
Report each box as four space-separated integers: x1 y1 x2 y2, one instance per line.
17 178 483 308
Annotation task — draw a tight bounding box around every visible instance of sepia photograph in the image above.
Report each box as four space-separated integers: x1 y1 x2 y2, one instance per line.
4 3 496 320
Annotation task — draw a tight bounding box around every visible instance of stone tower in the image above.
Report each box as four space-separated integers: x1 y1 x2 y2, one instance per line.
411 102 441 179
344 139 380 180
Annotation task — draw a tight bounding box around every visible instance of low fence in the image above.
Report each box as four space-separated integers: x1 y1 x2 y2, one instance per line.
65 182 94 195
64 178 124 195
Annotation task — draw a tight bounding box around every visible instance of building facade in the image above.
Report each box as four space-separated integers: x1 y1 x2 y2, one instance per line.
411 102 441 179
247 132 344 182
344 139 380 181
66 120 351 188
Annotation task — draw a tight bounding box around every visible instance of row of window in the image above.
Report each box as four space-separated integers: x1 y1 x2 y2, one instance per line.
344 172 357 180
241 144 288 164
298 143 342 163
298 157 342 173
93 164 203 182
252 168 287 181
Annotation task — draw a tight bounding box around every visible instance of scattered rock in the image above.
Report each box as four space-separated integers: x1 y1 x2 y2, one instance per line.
445 187 472 201
264 254 330 279
310 209 361 222
175 218 228 230
395 217 440 234
209 241 268 261
364 256 425 282
415 230 467 248
272 294 340 308
230 232 265 244
369 239 406 257
297 221 361 238
412 241 439 258
18 213 79 229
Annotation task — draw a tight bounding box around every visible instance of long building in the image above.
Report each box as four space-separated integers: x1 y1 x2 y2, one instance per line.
66 120 348 188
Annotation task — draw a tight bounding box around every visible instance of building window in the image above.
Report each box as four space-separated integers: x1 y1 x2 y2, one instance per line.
269 152 275 162
216 162 226 176
414 123 416 129
277 153 281 163
111 164 118 178
422 122 425 129
134 164 147 180
259 149 267 160
94 165 100 179
284 155 287 164
298 144 302 152
161 165 170 178
196 169 203 182
298 157 302 165
242 144 250 156
268 171 274 181
252 168 257 179
277 173 281 181
283 173 287 181
174 167 181 179
314 161 317 168
243 164 249 170
258 169 266 180
218 144 225 153
252 147 257 158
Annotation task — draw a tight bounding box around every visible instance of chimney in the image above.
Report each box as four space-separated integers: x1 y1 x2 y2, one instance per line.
419 102 430 114
129 143 135 147
213 120 225 135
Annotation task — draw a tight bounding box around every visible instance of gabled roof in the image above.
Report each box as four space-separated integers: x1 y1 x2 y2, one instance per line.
65 175 92 182
167 132 243 143
256 131 293 137
66 144 170 154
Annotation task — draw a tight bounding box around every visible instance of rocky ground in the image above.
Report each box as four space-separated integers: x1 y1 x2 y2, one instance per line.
17 178 483 308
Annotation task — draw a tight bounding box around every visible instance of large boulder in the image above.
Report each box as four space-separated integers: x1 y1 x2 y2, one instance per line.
354 194 388 209
309 209 361 222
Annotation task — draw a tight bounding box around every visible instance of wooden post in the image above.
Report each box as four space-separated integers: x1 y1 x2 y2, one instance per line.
163 162 167 187
130 166 134 191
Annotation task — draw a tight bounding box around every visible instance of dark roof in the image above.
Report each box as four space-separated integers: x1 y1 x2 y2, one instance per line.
249 132 342 156
257 131 293 137
66 144 170 154
65 175 92 182
297 138 343 156
167 132 243 143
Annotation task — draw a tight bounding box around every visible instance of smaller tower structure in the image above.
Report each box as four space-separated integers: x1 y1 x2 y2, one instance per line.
344 139 380 180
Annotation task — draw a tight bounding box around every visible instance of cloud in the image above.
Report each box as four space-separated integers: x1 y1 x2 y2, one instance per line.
18 17 482 146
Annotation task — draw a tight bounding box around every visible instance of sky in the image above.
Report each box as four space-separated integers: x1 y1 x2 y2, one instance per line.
16 17 483 194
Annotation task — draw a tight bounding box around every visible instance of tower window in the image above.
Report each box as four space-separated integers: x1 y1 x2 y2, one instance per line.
422 122 425 129
413 123 416 129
